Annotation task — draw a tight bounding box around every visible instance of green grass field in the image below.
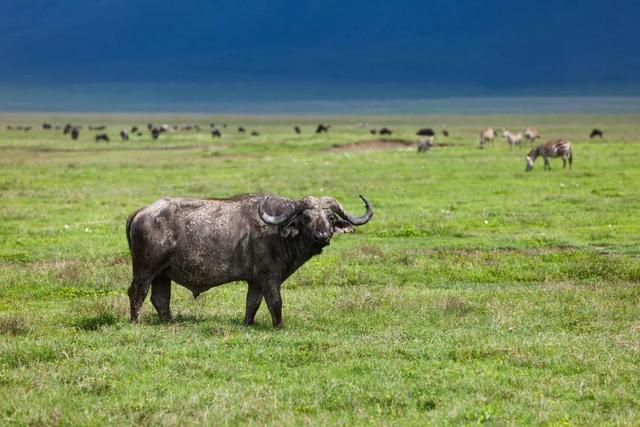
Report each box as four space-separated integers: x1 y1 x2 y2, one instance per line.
1 113 639 425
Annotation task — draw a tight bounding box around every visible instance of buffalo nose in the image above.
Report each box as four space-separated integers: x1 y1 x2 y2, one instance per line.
314 231 330 242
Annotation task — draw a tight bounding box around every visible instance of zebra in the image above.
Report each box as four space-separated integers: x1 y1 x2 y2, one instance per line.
417 136 434 153
479 128 496 148
523 127 540 142
502 128 523 149
525 139 573 171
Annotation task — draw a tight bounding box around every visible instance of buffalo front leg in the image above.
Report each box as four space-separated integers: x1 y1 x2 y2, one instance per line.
128 275 152 323
262 281 284 328
151 273 172 323
243 282 263 326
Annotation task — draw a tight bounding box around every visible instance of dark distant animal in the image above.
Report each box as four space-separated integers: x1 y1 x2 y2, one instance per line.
480 128 496 148
523 127 540 142
526 139 573 171
24 126 31 131
151 128 160 140
71 128 79 140
211 129 222 137
147 123 154 131
89 126 106 131
370 129 377 135
63 124 72 135
442 129 449 137
416 128 435 137
223 123 227 128
238 127 246 133
137 132 143 137
251 131 260 136
316 124 330 134
6 126 12 130
126 193 373 326
95 133 110 143
120 130 129 141
294 126 301 134
379 128 392 136
210 123 215 128
417 137 434 153
590 128 604 139
42 123 52 130
131 126 139 133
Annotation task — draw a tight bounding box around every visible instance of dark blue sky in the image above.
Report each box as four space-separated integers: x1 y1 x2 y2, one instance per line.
2 0 640 99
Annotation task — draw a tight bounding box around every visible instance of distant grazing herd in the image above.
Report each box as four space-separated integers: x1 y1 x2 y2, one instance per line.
3 121 608 171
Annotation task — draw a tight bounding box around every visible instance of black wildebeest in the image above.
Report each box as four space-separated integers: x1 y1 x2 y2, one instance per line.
526 139 573 171
294 126 301 134
120 130 129 141
238 127 246 133
316 124 330 134
417 128 435 137
71 128 79 140
126 193 373 326
211 129 222 137
42 123 52 130
95 133 110 143
590 128 604 139
379 128 392 135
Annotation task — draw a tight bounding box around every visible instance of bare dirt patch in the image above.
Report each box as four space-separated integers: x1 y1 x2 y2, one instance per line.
329 139 465 152
329 139 414 152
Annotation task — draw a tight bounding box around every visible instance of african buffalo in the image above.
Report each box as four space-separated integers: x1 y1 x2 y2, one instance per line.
95 133 110 142
126 193 373 327
379 128 392 135
42 123 52 130
211 129 222 137
417 128 435 137
238 127 246 133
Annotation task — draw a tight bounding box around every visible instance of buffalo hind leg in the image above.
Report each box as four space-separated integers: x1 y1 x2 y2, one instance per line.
243 282 263 326
262 281 283 328
128 274 152 323
151 273 172 322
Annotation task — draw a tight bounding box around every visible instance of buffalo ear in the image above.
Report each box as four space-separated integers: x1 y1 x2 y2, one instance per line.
279 217 300 238
333 218 355 234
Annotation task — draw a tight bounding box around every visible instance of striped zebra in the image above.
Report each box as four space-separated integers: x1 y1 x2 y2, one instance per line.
523 127 540 142
525 139 573 171
502 128 523 149
479 128 496 148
